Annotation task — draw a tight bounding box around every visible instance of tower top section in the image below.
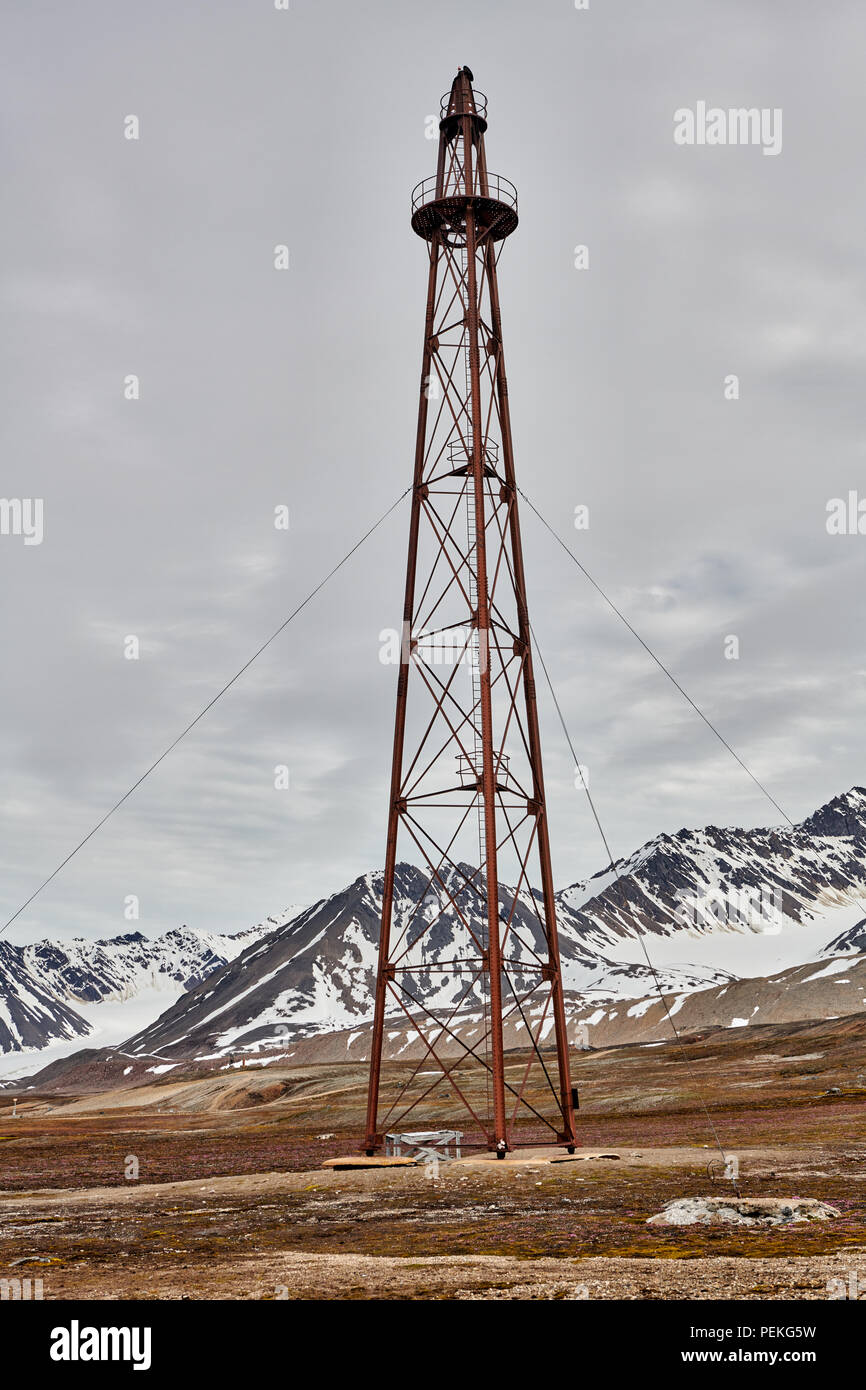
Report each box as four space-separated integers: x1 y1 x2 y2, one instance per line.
410 67 518 243
439 65 488 135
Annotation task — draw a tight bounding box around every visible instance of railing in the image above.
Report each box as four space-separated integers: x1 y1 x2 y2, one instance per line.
447 439 500 467
411 172 518 217
439 88 488 120
456 751 512 788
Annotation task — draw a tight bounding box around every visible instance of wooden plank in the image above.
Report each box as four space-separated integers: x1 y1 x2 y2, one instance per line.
321 1155 419 1170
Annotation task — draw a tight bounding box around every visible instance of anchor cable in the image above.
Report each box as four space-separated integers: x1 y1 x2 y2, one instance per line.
531 623 735 1180
520 487 866 917
518 488 789 822
0 486 411 937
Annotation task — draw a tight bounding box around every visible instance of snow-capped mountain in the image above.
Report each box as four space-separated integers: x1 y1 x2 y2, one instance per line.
254 948 866 1065
7 788 866 1071
0 939 93 1054
122 788 866 1063
0 913 300 1063
559 787 866 966
822 918 866 956
114 789 866 1063
21 925 263 1005
120 863 733 1061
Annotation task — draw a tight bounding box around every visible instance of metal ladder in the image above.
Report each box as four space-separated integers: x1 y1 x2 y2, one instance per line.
461 243 486 877
462 240 492 1125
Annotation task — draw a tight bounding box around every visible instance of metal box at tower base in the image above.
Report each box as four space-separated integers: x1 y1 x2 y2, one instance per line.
363 67 579 1160
385 1131 463 1161
572 1087 580 1112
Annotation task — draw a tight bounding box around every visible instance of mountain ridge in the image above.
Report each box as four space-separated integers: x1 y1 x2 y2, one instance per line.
3 787 866 1065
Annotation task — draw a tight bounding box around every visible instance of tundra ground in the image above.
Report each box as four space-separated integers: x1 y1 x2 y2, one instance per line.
0 1016 864 1299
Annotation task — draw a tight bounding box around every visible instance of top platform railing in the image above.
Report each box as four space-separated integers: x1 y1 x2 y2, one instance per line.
439 88 488 120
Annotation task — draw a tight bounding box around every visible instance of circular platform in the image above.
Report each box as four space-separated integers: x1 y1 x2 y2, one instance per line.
411 193 518 242
411 172 518 242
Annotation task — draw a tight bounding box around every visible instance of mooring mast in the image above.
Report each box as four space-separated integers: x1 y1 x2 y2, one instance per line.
364 68 578 1156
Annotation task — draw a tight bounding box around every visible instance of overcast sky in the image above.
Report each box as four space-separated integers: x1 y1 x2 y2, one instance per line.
2 0 864 945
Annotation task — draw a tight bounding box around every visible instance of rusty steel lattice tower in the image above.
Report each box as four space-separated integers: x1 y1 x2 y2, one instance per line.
364 68 578 1156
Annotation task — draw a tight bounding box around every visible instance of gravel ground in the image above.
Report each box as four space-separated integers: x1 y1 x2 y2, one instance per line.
9 1249 866 1300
